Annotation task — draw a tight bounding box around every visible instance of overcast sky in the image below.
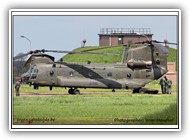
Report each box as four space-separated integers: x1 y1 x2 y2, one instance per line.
13 14 177 60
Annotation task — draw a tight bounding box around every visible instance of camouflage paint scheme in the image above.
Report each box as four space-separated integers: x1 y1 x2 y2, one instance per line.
20 42 168 94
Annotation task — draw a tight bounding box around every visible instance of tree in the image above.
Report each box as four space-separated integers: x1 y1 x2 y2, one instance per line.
13 52 28 83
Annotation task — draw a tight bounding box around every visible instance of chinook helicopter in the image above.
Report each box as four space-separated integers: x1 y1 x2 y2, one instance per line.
13 40 176 94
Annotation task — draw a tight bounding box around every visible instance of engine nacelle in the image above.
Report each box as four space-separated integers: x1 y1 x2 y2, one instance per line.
127 59 152 69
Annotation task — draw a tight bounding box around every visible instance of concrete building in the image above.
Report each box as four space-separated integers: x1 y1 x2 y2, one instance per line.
98 28 153 46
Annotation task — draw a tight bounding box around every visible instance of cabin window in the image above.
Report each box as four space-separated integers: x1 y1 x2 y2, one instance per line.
28 65 34 73
49 70 54 76
107 72 112 77
69 71 74 77
29 65 38 74
127 73 131 78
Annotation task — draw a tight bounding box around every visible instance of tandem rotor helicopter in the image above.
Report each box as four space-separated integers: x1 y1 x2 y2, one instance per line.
13 37 177 94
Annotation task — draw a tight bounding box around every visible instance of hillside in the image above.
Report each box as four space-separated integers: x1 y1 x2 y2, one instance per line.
59 46 124 64
60 45 177 64
167 47 177 62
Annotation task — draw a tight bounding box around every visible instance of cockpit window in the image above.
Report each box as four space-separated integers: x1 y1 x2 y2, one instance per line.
28 65 38 74
28 65 34 73
69 71 74 77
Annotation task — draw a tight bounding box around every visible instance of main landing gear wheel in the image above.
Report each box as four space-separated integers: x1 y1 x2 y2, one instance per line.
68 88 74 94
68 88 80 95
34 85 39 90
139 88 145 94
133 88 145 94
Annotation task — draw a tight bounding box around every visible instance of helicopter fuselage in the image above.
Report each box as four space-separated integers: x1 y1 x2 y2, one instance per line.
26 61 167 91
19 42 169 94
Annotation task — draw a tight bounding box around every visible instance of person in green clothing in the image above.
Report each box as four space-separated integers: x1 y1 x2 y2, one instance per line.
15 78 21 96
167 79 172 94
164 76 172 94
159 77 166 94
164 76 169 94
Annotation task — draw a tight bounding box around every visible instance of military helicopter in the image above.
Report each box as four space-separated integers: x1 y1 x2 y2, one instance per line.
13 39 176 94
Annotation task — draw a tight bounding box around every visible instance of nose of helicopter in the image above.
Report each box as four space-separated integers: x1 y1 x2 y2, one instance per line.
20 72 31 83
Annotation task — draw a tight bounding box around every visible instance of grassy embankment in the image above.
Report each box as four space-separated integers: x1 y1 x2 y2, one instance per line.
60 46 124 64
61 46 177 63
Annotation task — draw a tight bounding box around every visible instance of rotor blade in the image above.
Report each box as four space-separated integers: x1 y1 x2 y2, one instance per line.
13 51 32 61
133 41 169 54
79 46 123 52
41 50 72 53
152 40 178 45
41 49 120 56
133 41 149 44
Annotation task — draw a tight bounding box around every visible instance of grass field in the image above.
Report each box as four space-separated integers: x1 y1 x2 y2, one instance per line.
13 84 178 125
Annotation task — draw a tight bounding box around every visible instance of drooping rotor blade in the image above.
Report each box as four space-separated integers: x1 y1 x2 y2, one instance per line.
13 51 33 61
13 47 120 61
40 49 120 56
134 40 178 45
133 41 149 44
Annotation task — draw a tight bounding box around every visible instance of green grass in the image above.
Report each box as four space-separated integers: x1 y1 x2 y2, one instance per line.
13 93 177 125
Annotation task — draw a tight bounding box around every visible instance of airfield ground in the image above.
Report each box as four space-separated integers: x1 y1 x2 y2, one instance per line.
12 86 178 125
13 90 176 96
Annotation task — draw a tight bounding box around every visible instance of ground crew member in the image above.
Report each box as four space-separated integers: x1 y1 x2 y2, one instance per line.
159 77 166 94
167 79 172 94
15 78 21 96
164 76 169 94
